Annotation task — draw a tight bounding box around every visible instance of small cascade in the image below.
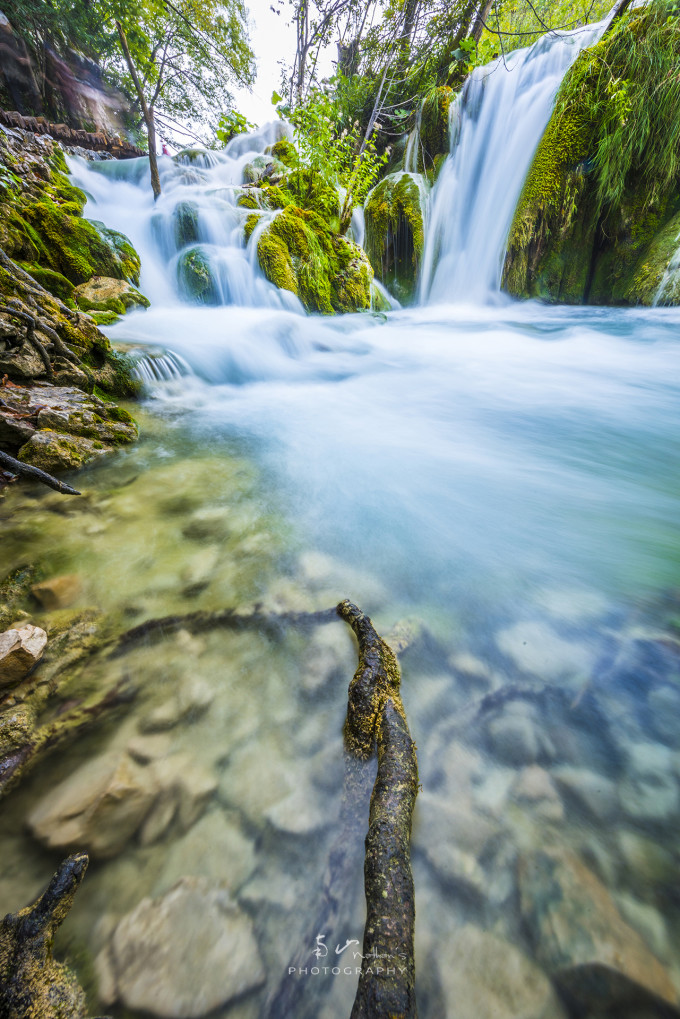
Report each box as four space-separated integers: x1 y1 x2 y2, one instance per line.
420 19 609 304
129 348 192 384
66 121 301 314
404 106 423 173
653 231 680 306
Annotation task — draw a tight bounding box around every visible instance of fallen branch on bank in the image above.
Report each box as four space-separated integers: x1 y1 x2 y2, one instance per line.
0 448 81 495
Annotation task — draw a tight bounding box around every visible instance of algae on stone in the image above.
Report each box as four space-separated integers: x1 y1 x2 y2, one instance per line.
255 206 372 314
364 171 428 304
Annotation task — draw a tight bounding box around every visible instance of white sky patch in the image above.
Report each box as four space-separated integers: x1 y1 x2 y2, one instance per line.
232 0 336 125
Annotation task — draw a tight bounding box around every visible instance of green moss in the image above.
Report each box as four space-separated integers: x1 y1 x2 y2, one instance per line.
419 86 454 167
267 138 298 167
257 231 298 296
89 310 120 325
504 6 680 305
256 206 372 313
17 262 74 302
237 191 260 210
364 172 427 304
624 208 680 305
177 245 219 304
244 213 262 243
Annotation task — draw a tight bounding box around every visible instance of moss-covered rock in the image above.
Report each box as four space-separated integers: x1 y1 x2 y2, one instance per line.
74 276 150 318
177 245 219 305
265 138 298 167
256 206 372 314
364 171 428 304
0 127 143 299
173 200 200 249
626 210 680 306
503 7 680 306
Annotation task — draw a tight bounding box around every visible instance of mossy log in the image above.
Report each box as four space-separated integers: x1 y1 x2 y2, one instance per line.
338 600 418 1019
268 601 418 1018
0 852 90 1018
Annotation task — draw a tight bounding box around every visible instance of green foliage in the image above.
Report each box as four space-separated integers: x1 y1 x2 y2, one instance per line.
554 0 680 216
216 109 256 146
280 81 389 231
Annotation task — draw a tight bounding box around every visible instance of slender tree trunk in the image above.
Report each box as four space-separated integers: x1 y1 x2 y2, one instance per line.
116 21 161 199
470 0 493 43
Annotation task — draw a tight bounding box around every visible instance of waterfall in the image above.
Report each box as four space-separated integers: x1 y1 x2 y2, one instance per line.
653 229 680 306
67 121 303 314
420 20 609 305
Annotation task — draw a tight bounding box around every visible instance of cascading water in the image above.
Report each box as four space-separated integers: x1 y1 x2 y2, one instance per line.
420 21 608 303
4 18 680 1019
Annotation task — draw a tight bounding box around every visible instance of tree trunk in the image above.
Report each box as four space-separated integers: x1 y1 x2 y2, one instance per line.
470 0 493 44
116 21 161 200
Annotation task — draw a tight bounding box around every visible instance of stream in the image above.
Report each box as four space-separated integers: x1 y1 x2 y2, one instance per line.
2 19 680 1019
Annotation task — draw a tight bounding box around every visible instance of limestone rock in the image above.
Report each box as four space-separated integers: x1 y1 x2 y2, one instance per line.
647 684 680 747
139 753 218 844
28 751 157 857
518 847 679 1011
412 792 501 858
495 620 595 682
552 766 618 821
300 622 356 694
31 573 82 609
486 701 555 766
96 877 265 1017
512 766 564 822
437 924 568 1018
18 429 112 472
0 624 47 688
154 810 256 895
619 743 679 823
217 737 297 826
617 830 676 891
74 276 150 317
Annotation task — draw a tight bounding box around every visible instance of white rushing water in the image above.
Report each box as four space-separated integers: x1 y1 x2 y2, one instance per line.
420 20 608 303
64 20 680 613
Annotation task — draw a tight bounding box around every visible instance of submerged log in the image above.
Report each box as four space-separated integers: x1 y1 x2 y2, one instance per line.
337 600 419 1019
268 601 419 1018
0 852 90 1017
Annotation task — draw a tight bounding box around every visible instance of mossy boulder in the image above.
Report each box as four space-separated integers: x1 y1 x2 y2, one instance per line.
503 9 680 306
0 126 143 302
74 277 150 319
256 206 372 314
364 171 428 304
625 210 680 306
265 138 298 167
173 201 200 249
177 246 219 304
